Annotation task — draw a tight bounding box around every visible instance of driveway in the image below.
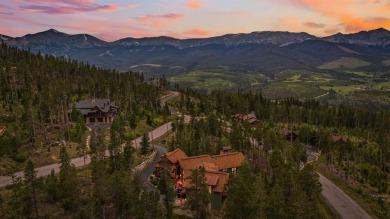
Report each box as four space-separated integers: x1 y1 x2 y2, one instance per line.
139 144 167 191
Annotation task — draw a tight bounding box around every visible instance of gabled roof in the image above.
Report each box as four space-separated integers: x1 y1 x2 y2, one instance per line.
211 152 245 170
205 171 229 193
179 155 213 173
71 99 118 115
183 169 229 193
332 135 349 143
164 148 188 164
201 162 219 171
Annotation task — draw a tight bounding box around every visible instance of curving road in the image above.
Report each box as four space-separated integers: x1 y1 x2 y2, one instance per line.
304 146 372 218
319 173 372 219
139 144 167 191
0 92 185 188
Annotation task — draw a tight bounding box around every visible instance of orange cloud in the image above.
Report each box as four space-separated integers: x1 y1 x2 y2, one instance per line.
186 0 203 10
136 13 185 28
292 0 390 32
304 22 325 28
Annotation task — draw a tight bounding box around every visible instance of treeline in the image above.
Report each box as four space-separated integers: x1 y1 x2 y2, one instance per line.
0 43 162 159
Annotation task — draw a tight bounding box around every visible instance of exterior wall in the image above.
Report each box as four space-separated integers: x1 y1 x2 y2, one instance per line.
210 192 223 210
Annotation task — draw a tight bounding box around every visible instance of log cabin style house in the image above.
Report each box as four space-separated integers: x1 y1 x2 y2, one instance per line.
69 99 119 124
155 148 245 210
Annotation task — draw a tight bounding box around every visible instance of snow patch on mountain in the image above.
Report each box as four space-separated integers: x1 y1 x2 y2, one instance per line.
98 50 113 56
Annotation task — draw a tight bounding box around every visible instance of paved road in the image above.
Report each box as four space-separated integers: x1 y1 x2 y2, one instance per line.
139 144 167 191
159 91 179 107
0 123 172 188
0 92 185 188
319 173 372 219
303 146 372 219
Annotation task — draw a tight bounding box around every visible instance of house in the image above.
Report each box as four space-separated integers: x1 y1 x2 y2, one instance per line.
0 126 5 137
155 148 188 178
211 152 245 173
231 111 259 124
280 127 299 142
157 149 245 210
332 135 349 143
69 99 119 124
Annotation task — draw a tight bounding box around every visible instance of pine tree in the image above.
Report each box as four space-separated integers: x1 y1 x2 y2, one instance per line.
224 162 262 219
58 146 80 213
187 167 210 219
141 132 150 155
23 160 39 218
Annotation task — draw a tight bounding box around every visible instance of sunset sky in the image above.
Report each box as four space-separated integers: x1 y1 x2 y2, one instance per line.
1 0 390 41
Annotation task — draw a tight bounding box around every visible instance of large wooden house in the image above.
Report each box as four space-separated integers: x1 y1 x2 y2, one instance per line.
69 99 119 124
156 148 245 210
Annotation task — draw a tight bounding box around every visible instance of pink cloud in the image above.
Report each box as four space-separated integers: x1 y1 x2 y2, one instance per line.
184 28 211 37
136 13 185 28
128 4 137 9
19 0 118 14
186 0 203 10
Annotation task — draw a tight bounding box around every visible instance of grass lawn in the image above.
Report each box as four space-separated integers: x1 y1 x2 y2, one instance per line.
262 82 327 99
319 57 370 70
169 70 254 91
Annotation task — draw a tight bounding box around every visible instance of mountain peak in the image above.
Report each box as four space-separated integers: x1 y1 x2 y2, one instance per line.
47 28 60 33
372 27 388 32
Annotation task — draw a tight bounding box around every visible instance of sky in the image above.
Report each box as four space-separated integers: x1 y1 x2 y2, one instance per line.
1 0 390 41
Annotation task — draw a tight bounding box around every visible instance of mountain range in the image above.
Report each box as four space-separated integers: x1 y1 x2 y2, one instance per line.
1 28 390 76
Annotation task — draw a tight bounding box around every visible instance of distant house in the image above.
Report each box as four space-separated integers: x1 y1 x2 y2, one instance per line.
231 111 259 124
0 126 6 137
69 99 119 124
157 149 245 210
280 127 299 142
221 146 232 154
332 135 349 143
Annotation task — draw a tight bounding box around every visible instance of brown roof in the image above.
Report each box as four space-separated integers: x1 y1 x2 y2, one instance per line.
205 174 219 186
179 155 213 175
202 162 219 171
164 148 188 164
211 152 245 170
183 170 229 193
332 135 349 143
206 171 229 193
0 127 5 137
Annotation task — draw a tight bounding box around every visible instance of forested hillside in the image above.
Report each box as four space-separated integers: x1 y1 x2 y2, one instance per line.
0 43 162 173
0 44 389 218
166 89 390 218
